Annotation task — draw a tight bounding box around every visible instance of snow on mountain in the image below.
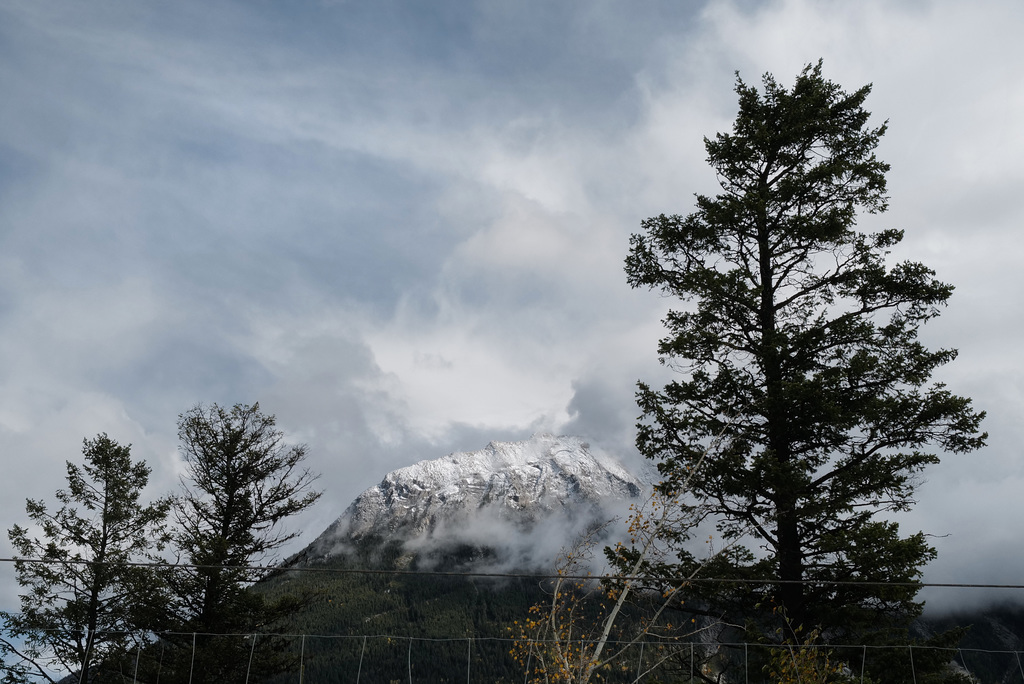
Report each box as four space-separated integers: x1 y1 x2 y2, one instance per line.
305 434 649 564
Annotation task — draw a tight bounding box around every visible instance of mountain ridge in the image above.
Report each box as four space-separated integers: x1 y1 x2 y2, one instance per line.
296 433 649 569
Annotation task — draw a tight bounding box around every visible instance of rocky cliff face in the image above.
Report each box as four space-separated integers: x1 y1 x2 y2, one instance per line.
303 434 648 565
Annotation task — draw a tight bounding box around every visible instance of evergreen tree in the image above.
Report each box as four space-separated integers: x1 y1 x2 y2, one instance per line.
1 435 170 683
624 62 985 678
156 402 320 684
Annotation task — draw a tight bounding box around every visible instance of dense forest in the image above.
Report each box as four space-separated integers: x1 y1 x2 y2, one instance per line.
258 541 548 684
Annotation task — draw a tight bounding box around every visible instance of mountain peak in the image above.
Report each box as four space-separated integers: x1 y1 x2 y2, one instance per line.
304 434 647 565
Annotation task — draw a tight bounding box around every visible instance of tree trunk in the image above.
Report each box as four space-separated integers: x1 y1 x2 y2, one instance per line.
756 175 806 633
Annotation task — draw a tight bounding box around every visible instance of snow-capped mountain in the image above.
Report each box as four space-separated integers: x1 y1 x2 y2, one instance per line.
304 434 648 564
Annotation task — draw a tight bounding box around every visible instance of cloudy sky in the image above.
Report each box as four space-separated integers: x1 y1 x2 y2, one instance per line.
1 0 1022 614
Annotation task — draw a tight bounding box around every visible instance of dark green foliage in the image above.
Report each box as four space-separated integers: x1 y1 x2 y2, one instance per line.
624 62 986 681
254 541 547 684
151 402 322 684
254 536 721 684
1 434 170 683
243 553 1024 684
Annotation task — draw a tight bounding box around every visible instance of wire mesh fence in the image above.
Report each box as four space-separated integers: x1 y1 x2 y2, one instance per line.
5 559 1024 683
47 630 1024 684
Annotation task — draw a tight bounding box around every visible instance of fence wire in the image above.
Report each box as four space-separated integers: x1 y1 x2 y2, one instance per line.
9 629 1022 684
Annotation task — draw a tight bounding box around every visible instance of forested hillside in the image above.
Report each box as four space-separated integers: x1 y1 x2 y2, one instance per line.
257 539 551 684
256 549 1024 684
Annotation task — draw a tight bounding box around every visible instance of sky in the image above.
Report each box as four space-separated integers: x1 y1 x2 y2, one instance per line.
0 0 1022 616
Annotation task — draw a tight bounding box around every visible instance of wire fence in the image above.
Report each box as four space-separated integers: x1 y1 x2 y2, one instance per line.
5 556 1024 591
11 629 1022 684
5 557 1024 683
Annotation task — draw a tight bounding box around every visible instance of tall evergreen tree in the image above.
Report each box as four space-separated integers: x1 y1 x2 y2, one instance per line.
1 435 170 683
624 62 985 676
157 402 321 684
